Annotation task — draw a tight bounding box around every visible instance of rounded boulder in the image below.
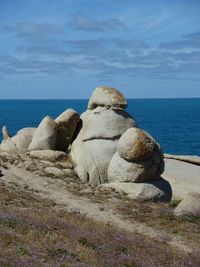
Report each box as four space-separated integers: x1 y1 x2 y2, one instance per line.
118 128 156 162
88 86 127 110
28 116 57 151
55 109 79 151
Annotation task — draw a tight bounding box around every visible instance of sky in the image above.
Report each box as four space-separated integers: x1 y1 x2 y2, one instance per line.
0 0 200 99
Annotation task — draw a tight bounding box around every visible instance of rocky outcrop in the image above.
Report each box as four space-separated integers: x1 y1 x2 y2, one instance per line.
55 109 79 151
108 128 164 183
88 86 127 110
1 85 170 203
174 193 200 216
70 87 137 185
0 127 36 154
28 116 57 151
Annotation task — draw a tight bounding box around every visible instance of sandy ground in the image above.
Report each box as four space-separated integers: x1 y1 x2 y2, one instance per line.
0 164 197 253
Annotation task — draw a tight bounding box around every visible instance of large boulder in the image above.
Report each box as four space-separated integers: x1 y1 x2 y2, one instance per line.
102 178 172 202
28 116 57 151
79 107 136 141
88 86 127 110
118 128 156 161
55 109 79 151
0 138 17 153
12 128 36 154
174 193 200 216
108 128 164 183
70 87 137 185
71 138 119 184
0 127 36 154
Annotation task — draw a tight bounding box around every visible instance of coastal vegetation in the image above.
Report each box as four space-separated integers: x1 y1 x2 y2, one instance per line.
0 182 200 267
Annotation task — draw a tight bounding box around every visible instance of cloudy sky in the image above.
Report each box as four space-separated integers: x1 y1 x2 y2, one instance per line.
0 0 200 99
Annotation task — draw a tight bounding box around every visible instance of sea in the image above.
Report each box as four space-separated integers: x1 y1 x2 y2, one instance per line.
0 98 199 156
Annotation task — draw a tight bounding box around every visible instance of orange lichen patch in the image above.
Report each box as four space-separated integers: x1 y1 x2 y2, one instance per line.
118 128 156 162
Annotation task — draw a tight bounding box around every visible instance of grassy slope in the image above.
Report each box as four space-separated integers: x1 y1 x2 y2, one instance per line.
0 181 200 267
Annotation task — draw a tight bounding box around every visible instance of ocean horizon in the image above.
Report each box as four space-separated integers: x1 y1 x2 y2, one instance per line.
0 98 199 156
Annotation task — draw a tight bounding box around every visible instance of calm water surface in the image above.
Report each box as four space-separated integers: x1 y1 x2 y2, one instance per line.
0 98 199 155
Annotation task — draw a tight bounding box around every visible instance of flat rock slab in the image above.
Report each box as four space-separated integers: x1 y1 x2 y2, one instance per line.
164 154 200 166
163 159 200 199
101 179 172 202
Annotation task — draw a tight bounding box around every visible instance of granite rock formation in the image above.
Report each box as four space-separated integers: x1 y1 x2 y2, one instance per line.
0 85 172 202
70 86 137 185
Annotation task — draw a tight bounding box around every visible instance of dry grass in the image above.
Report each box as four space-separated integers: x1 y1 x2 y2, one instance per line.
0 181 200 267
46 176 200 248
117 198 200 246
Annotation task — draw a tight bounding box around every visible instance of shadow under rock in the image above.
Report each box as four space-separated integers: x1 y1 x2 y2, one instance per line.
148 177 173 202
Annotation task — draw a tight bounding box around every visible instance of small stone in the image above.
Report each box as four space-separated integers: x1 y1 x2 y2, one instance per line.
80 188 94 194
63 168 77 177
174 193 200 216
45 167 64 177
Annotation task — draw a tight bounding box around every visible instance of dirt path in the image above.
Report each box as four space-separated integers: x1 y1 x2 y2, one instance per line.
0 166 194 252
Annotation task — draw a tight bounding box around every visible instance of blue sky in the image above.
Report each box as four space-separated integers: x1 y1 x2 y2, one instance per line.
0 0 200 99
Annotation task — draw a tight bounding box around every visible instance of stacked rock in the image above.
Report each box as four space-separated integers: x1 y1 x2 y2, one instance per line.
108 128 164 183
70 86 137 185
107 127 171 202
0 85 172 202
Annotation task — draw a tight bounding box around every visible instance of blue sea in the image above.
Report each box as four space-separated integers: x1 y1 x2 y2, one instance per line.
0 99 199 156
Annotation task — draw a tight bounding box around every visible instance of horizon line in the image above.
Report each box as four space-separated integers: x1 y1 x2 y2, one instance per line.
0 97 200 100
